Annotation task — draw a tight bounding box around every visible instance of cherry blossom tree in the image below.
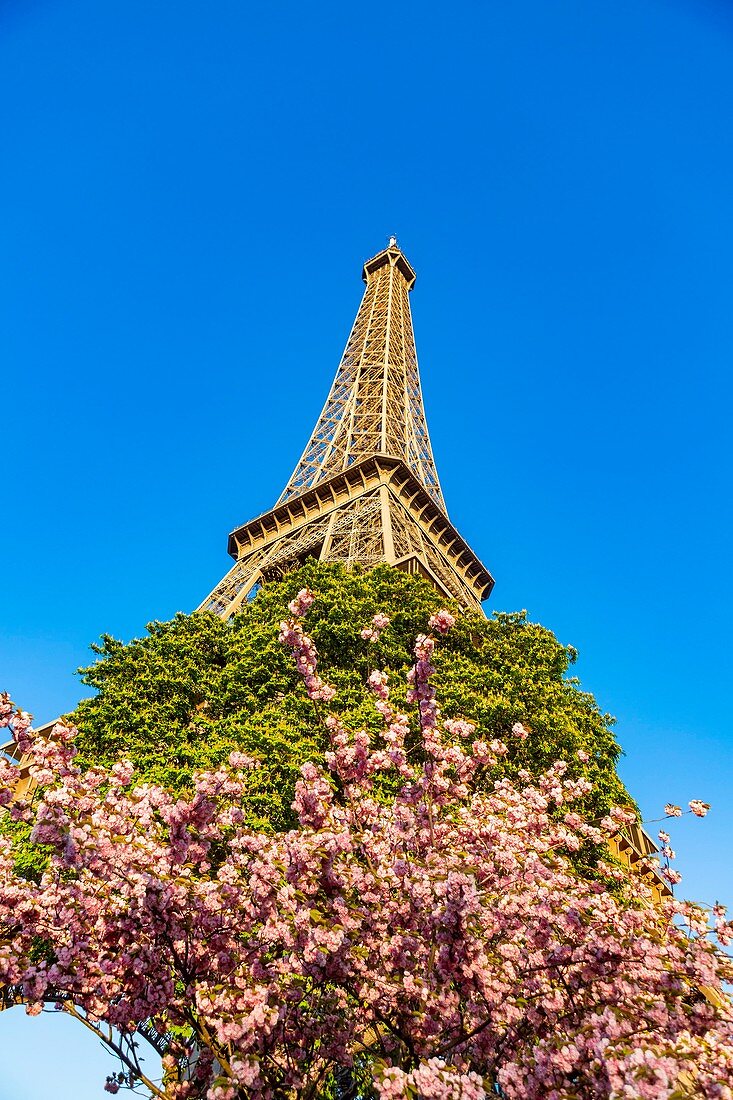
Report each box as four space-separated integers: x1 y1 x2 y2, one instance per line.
0 597 731 1099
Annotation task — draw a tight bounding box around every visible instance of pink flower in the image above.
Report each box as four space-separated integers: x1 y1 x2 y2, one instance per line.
576 749 589 763
367 670 390 700
428 609 455 635
110 760 134 785
361 612 390 642
279 612 336 703
664 804 683 818
716 921 733 947
288 587 315 617
511 722 529 740
688 799 710 818
444 718 475 740
610 805 637 826
228 751 256 769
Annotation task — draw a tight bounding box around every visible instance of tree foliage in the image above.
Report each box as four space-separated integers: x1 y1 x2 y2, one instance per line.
71 563 629 829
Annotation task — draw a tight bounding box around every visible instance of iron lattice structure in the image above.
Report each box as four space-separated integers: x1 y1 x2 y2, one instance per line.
199 240 494 617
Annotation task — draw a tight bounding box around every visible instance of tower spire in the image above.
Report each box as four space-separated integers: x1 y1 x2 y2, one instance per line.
277 241 445 511
199 244 493 619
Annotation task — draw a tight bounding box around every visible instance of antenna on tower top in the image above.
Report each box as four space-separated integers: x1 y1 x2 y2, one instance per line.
388 235 398 248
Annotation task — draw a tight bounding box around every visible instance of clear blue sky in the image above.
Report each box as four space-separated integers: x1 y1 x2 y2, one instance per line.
1 1 732 1095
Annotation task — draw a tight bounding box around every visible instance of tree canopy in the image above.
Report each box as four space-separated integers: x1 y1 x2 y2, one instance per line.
71 563 630 830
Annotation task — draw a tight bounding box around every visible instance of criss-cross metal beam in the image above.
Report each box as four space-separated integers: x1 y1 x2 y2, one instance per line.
199 240 493 616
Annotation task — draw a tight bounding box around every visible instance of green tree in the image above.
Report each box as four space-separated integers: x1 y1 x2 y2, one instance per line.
70 562 630 830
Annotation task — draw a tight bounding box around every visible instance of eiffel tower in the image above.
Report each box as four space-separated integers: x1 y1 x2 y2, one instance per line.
199 239 494 618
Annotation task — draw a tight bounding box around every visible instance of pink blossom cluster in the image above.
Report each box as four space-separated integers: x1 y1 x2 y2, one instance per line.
407 632 440 742
0 607 731 1100
367 669 389 700
0 692 32 754
361 612 390 642
287 587 315 617
376 1058 485 1098
365 669 413 780
444 717 475 740
663 800 710 820
651 800 713 893
277 609 336 703
428 609 455 635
